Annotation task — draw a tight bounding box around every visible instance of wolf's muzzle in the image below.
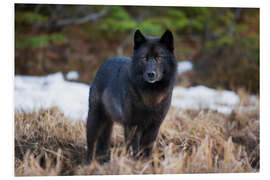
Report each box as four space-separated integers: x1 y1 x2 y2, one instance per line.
144 70 157 83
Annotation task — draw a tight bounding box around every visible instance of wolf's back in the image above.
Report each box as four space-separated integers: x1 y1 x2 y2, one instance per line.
91 57 131 91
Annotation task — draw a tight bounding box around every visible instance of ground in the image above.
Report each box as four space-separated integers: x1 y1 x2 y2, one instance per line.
14 98 259 175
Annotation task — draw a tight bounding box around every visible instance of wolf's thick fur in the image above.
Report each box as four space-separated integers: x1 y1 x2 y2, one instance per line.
86 29 177 163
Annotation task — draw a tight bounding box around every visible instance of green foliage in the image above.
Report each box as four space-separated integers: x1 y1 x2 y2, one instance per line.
16 33 66 48
160 7 212 35
99 6 137 33
211 35 235 47
137 19 163 36
191 19 204 31
244 36 259 62
166 9 189 31
15 11 48 24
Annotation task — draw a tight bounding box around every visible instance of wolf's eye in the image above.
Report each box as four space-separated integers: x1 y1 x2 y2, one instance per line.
156 56 163 61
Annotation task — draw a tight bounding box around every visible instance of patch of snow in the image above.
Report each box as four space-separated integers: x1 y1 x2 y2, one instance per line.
238 106 258 112
171 86 240 114
249 95 259 106
15 73 254 122
15 73 89 122
177 61 193 75
66 71 79 80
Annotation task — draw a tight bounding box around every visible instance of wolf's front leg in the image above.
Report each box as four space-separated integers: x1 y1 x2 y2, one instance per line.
124 125 142 159
140 122 161 159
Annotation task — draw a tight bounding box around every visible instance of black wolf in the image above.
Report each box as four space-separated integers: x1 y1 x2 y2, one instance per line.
86 29 177 164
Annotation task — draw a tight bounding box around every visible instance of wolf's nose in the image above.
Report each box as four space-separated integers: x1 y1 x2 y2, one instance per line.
147 71 156 79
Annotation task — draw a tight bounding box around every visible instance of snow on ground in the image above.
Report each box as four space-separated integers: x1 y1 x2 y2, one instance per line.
15 73 89 122
172 86 239 114
66 71 79 80
177 61 193 75
15 72 251 122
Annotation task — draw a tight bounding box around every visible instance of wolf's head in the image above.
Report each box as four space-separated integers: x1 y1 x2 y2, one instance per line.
131 29 177 86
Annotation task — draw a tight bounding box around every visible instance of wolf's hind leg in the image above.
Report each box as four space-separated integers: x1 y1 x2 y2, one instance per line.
95 119 113 164
86 105 104 164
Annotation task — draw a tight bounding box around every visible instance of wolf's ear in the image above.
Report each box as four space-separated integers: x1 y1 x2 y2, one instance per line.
159 30 174 52
134 29 146 50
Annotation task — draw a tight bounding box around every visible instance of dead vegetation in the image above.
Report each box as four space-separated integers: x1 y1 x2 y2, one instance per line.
14 93 259 176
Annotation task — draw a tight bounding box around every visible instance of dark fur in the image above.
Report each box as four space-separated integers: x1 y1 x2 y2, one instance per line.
86 29 177 164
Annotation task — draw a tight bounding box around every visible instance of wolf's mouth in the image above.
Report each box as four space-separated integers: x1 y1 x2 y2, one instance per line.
143 75 158 84
146 79 156 83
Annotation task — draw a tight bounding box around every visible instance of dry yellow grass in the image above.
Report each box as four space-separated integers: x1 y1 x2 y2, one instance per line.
14 93 259 176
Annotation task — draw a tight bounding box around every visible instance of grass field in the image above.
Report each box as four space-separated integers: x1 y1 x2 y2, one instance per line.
14 92 259 176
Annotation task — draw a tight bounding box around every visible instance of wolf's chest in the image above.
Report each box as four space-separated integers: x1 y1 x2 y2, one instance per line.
140 92 167 107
